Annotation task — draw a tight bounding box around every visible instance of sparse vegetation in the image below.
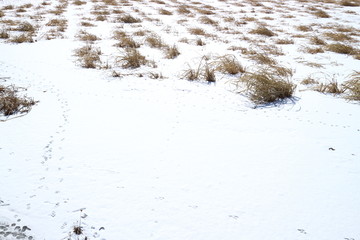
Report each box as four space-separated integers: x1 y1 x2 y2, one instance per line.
0 84 37 117
76 30 100 42
326 43 355 54
145 34 164 48
236 66 296 104
343 72 360 101
250 26 276 37
164 45 180 59
9 34 34 43
216 55 245 75
117 48 147 68
117 14 141 23
74 45 102 68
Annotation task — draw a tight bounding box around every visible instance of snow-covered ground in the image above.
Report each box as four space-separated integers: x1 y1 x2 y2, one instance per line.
0 0 360 239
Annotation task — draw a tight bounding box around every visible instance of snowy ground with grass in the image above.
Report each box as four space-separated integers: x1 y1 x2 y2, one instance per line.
0 0 360 239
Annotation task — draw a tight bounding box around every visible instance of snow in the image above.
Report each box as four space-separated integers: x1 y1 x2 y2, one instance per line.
0 0 360 239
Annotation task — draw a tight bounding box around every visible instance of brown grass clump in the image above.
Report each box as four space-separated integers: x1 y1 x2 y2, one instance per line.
311 9 331 18
249 26 276 37
309 36 326 45
0 84 37 117
9 34 34 43
236 66 296 104
177 5 191 14
117 14 141 23
275 38 294 45
76 30 100 42
116 36 140 48
188 27 207 36
323 32 354 41
74 45 102 68
248 53 277 65
326 43 355 54
0 29 9 39
73 0 87 5
80 21 96 27
339 0 360 6
159 8 172 15
301 77 318 85
297 25 313 32
216 55 245 75
313 80 344 94
203 64 216 83
164 45 180 59
117 48 147 68
196 8 214 15
199 16 218 25
343 72 360 101
46 18 67 27
196 38 205 46
301 46 324 54
0 10 5 18
145 34 164 48
16 21 36 32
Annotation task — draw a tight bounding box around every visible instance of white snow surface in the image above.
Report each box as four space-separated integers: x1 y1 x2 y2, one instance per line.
0 0 360 239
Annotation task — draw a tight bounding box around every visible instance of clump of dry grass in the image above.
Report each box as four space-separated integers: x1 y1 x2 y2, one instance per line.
117 14 141 23
309 36 326 45
275 38 294 45
248 52 277 65
313 80 344 94
236 66 296 104
301 77 318 85
296 25 313 32
9 34 34 43
0 10 5 18
339 0 360 6
326 43 355 54
300 46 324 54
76 30 100 42
249 26 276 37
159 8 172 15
311 9 331 18
323 32 354 41
0 29 9 39
73 0 87 5
117 48 147 68
0 84 37 117
199 16 218 25
115 36 140 48
343 72 360 101
177 5 191 14
203 64 216 82
145 34 163 48
46 18 67 28
80 21 96 27
16 21 36 32
182 57 216 83
188 27 207 36
74 45 102 68
216 55 245 75
164 45 180 59
196 38 205 46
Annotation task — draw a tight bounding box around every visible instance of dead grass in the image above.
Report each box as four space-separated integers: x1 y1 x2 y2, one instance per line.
16 21 36 32
301 77 318 85
46 18 67 27
0 29 9 39
117 14 141 23
9 34 34 43
145 34 164 48
164 45 180 59
74 45 102 68
216 55 245 75
0 10 4 18
297 25 313 32
204 64 216 82
275 38 294 45
73 0 87 5
313 80 344 94
115 36 140 48
236 66 296 104
188 27 207 36
199 16 218 25
343 72 360 101
309 36 326 45
76 30 100 42
323 32 354 41
301 46 325 54
80 21 96 27
0 84 37 117
249 26 276 37
326 43 355 54
117 48 147 68
311 9 331 18
159 8 172 15
248 53 277 65
339 0 360 6
196 38 205 46
177 5 191 14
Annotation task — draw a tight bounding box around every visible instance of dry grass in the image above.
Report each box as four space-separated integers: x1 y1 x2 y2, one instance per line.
275 38 294 45
46 18 67 27
311 9 331 18
236 66 296 104
216 55 245 75
177 5 191 14
9 34 34 43
301 46 325 54
159 8 172 15
0 29 9 39
164 45 180 59
326 43 355 54
0 84 37 117
73 0 87 5
249 26 276 37
117 14 141 23
16 21 36 32
76 30 100 42
309 36 326 45
248 53 277 65
199 16 218 25
323 32 354 41
145 34 164 48
74 45 102 68
339 0 360 6
196 38 205 46
313 80 344 94
297 25 313 32
204 64 216 83
188 27 207 36
343 72 360 101
80 21 96 27
115 36 140 48
301 77 318 85
117 48 147 68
